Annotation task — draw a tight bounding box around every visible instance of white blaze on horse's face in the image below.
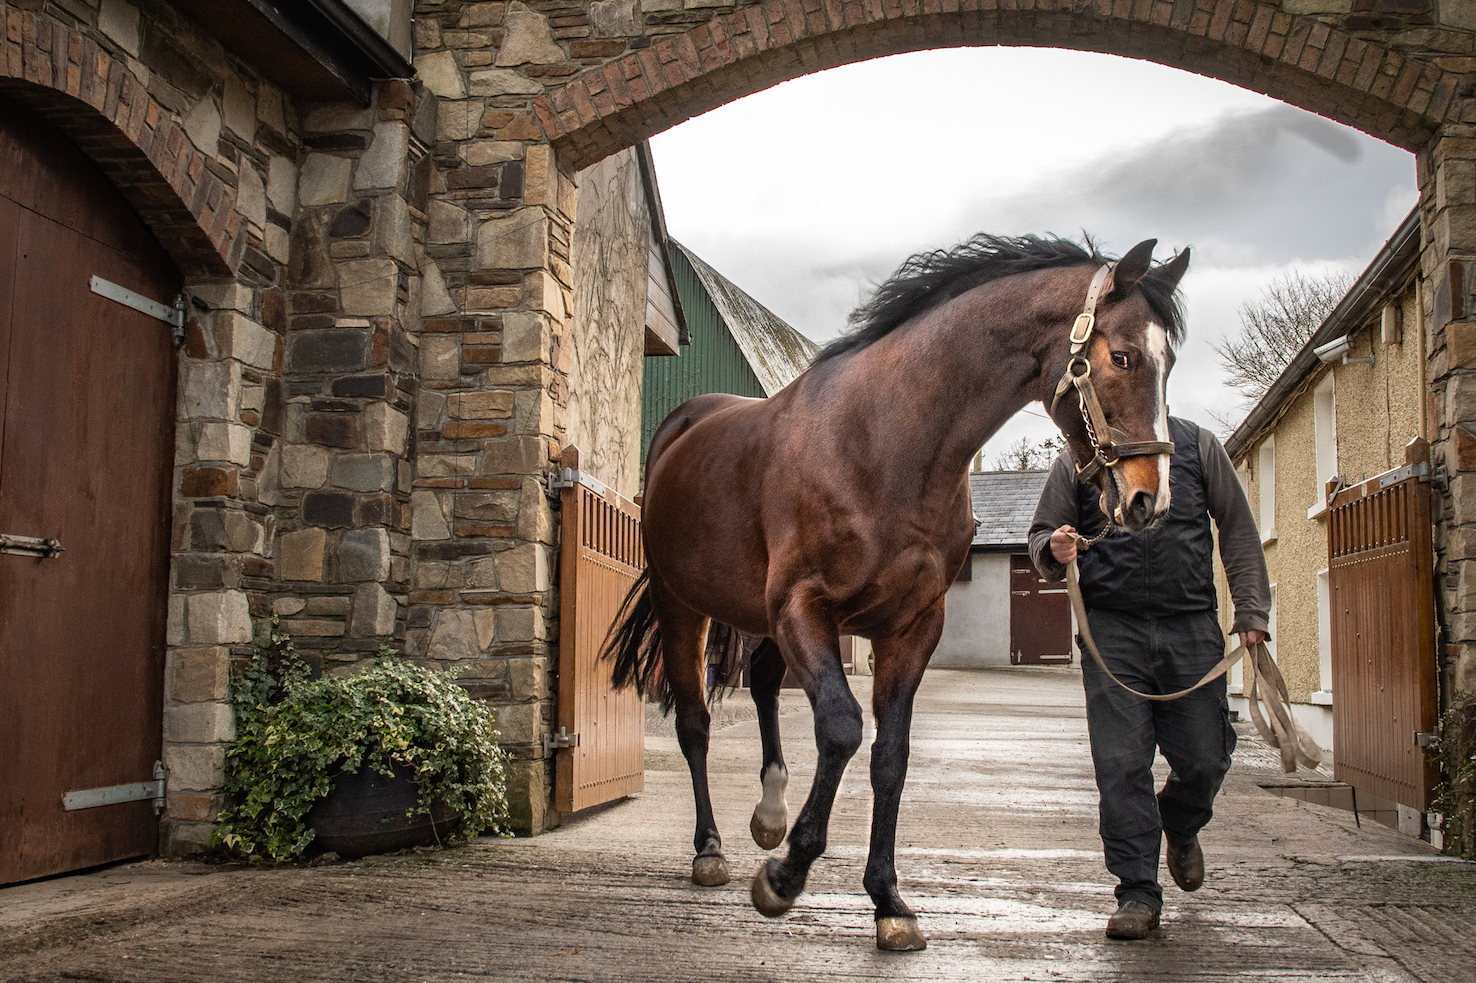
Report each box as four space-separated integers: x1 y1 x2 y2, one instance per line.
1145 322 1172 517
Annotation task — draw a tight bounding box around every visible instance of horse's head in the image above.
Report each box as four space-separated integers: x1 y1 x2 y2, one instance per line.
1048 239 1190 532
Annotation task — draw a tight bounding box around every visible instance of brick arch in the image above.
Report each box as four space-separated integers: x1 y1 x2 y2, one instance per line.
0 11 242 277
535 2 1460 171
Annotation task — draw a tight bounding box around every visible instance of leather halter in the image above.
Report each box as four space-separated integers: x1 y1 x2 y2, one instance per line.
1049 264 1175 483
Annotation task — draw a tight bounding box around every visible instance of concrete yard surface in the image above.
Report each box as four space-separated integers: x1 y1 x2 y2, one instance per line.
1 667 1472 982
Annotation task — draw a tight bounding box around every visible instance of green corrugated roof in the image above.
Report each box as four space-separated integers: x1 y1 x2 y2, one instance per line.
641 242 818 465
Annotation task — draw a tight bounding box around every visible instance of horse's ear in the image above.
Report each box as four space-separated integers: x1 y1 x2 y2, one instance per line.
1106 239 1157 296
1154 247 1192 292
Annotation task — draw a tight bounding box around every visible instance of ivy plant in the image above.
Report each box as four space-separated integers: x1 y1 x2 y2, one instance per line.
212 618 509 863
1431 695 1476 859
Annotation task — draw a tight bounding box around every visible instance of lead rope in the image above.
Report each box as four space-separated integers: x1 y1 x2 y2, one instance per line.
1065 536 1322 774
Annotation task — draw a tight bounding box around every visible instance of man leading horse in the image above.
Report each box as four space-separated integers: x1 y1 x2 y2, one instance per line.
1028 416 1271 939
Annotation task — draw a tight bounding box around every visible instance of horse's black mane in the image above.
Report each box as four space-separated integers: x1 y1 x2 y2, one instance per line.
815 233 1186 364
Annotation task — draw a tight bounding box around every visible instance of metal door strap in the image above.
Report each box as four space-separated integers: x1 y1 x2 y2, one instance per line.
1066 558 1323 775
90 275 185 346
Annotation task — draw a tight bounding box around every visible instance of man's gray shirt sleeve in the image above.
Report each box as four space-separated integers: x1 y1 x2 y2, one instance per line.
1027 452 1079 583
1198 427 1272 637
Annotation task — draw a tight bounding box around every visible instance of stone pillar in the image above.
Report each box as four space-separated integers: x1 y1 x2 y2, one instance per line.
267 81 432 662
411 0 580 833
1420 120 1476 702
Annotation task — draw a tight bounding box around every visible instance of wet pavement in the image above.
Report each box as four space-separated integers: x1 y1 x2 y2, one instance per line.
2 667 1473 982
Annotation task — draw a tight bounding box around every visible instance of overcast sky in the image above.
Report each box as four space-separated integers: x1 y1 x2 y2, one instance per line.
647 47 1418 463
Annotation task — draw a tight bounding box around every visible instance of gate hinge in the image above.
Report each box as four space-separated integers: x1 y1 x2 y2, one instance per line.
0 533 64 559
543 727 580 753
1415 731 1439 748
63 761 167 815
1379 460 1431 489
546 468 607 498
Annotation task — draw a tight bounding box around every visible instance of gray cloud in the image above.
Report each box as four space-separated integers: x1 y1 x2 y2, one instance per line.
676 103 1414 347
954 102 1411 267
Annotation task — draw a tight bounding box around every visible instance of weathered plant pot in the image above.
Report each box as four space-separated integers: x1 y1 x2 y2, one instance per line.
306 760 459 858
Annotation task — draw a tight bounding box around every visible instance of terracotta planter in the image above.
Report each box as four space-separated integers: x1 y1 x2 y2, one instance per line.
306 760 458 858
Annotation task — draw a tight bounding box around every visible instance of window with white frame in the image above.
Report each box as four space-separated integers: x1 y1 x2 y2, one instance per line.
1258 435 1276 544
1313 570 1333 705
1309 373 1337 517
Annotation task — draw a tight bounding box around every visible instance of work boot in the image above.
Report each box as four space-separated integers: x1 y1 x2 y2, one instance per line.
1165 835 1204 892
1105 901 1160 940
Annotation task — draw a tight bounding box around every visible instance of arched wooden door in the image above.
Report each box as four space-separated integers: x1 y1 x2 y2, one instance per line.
0 98 179 884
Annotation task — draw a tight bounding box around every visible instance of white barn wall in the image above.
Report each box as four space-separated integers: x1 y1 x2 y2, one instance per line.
932 554 1012 668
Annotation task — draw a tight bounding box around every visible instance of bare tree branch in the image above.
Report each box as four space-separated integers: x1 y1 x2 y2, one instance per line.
987 435 1065 471
1214 269 1354 407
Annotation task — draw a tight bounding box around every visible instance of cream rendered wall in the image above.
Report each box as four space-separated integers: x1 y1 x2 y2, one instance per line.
566 149 650 499
1220 282 1423 754
933 554 1013 668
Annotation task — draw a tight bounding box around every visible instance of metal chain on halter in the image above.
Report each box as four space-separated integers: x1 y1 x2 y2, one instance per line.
1075 523 1112 552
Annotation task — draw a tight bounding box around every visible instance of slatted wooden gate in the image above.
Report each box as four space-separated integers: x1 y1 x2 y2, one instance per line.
554 448 646 813
1327 438 1438 811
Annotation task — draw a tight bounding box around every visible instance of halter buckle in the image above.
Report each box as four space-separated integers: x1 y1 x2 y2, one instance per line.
1070 312 1094 346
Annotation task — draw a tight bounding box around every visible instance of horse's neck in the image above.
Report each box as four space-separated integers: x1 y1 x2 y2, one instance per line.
833 284 1062 478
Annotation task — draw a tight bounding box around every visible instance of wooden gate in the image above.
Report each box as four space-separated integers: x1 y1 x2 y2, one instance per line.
554 448 645 813
1010 553 1073 665
0 100 178 884
1327 439 1438 811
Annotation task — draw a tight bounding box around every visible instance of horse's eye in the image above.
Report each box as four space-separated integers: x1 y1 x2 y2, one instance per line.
1110 351 1131 370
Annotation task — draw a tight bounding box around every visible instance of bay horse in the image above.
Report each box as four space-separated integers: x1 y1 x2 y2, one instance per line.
606 234 1190 950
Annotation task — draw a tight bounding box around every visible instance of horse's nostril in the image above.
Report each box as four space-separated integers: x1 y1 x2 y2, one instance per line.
1129 491 1154 524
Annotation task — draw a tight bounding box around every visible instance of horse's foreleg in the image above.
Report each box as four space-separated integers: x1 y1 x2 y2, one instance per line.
862 603 944 952
651 581 729 886
748 638 789 850
751 605 862 918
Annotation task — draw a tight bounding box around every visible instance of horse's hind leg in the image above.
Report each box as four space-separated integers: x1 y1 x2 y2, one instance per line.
650 579 729 886
748 638 789 850
751 601 863 918
862 601 944 952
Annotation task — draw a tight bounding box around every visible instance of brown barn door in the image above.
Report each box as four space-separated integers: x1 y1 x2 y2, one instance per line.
554 448 645 812
0 101 178 884
1010 553 1072 665
1327 439 1439 812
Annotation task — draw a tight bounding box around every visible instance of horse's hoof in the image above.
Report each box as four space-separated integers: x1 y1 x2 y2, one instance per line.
876 916 927 951
750 810 786 850
750 862 794 918
692 854 731 886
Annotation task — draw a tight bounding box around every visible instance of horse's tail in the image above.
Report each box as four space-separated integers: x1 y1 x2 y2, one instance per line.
602 568 747 713
603 568 669 709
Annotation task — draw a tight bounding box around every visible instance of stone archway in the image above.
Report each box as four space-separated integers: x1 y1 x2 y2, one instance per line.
0 12 248 276
413 1 1476 830
532 2 1460 171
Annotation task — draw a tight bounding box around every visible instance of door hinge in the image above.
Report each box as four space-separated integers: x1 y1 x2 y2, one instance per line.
1415 731 1439 748
0 533 64 559
91 275 186 347
63 761 166 815
543 727 580 753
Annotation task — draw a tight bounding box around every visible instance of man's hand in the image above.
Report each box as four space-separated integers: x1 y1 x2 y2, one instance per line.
1050 525 1078 566
1239 629 1267 649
